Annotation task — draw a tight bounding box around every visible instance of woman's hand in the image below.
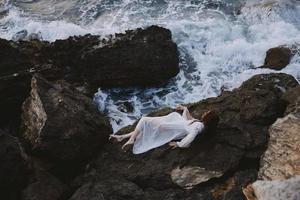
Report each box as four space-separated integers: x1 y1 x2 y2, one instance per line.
175 104 186 111
169 141 179 149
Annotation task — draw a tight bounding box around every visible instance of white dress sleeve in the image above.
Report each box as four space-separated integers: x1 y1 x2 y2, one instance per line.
176 123 204 148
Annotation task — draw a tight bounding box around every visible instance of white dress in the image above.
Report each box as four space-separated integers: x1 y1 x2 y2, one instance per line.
132 108 204 154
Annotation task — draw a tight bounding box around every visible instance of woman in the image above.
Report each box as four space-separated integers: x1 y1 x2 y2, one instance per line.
109 105 215 154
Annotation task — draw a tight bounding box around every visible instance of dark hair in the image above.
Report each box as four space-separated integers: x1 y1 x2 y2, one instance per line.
187 110 218 128
201 110 217 127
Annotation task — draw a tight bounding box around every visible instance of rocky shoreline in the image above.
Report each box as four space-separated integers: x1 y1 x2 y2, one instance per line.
0 25 179 132
0 25 299 200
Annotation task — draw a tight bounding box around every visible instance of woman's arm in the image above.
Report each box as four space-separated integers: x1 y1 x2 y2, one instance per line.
169 131 198 149
176 130 198 148
169 123 204 148
176 105 194 120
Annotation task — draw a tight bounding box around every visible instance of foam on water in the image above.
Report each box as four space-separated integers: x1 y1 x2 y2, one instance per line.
0 0 300 132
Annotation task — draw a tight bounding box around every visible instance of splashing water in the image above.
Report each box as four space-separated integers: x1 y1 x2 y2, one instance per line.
1 0 300 132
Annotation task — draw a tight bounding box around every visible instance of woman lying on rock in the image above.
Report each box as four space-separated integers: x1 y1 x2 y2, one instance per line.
109 105 216 154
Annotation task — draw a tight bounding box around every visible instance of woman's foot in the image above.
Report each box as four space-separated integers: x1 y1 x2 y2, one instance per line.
122 139 134 152
109 134 127 142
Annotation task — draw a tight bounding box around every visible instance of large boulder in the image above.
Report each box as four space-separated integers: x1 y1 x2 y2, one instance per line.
71 73 298 199
69 176 144 200
0 129 28 200
0 25 179 130
244 86 300 200
22 167 68 200
47 25 180 88
258 106 300 180
21 75 112 177
0 26 179 88
262 46 294 70
0 64 61 130
281 85 300 115
249 176 300 200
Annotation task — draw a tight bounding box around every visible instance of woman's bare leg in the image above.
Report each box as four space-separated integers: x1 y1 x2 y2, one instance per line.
109 131 134 142
122 128 141 150
110 117 145 145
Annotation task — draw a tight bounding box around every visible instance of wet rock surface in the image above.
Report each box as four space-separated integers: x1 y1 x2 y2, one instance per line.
21 75 112 177
71 73 298 199
244 85 300 200
69 176 144 200
0 25 299 199
281 85 300 115
262 46 294 70
0 129 28 200
0 72 299 200
22 168 68 200
0 25 179 130
0 26 179 88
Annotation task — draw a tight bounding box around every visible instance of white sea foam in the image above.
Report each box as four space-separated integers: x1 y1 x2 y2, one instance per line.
0 0 300 132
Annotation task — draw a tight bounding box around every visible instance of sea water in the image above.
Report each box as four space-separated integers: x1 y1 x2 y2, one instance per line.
0 0 299 132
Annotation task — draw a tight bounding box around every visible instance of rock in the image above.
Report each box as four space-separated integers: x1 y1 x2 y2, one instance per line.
281 85 300 115
171 166 223 189
0 26 179 89
0 129 28 200
37 25 179 89
0 25 179 130
21 75 112 177
257 104 300 180
0 33 63 129
116 101 134 113
76 25 179 88
263 46 293 70
244 86 300 200
251 176 300 200
22 169 68 200
69 176 144 200
12 30 28 41
0 63 61 130
76 73 298 199
211 169 258 200
27 32 43 41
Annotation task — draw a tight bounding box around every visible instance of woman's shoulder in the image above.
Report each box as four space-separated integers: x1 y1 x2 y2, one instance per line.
188 119 204 128
195 121 204 129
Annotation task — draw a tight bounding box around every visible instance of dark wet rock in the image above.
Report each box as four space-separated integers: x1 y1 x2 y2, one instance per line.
0 25 179 88
69 176 144 200
22 168 68 200
263 46 293 70
12 30 28 41
21 75 112 178
70 170 186 200
116 101 134 113
27 32 43 41
0 129 28 200
222 188 246 200
281 85 300 115
0 63 62 130
50 25 178 88
0 34 65 129
50 25 179 88
71 73 298 199
0 25 179 130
